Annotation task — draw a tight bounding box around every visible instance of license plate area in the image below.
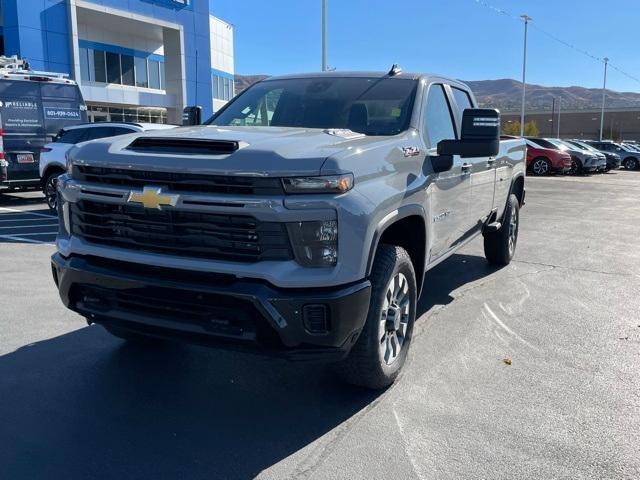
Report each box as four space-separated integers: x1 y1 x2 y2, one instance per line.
16 154 35 164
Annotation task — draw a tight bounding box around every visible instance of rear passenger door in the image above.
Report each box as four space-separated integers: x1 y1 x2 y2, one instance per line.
449 85 497 225
424 83 471 260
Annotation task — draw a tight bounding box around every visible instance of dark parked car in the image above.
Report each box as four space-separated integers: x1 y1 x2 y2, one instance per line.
586 141 640 170
566 140 620 171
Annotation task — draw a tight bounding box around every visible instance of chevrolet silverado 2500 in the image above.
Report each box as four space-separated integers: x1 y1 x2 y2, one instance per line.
51 70 526 389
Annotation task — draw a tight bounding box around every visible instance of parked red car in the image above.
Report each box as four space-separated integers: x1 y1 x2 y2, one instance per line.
525 139 572 175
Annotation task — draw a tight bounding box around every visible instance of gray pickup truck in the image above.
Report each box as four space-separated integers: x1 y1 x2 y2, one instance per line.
51 69 526 389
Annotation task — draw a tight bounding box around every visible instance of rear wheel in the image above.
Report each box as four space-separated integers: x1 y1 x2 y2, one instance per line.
43 170 63 211
484 194 520 266
531 157 552 176
623 157 639 170
334 244 417 389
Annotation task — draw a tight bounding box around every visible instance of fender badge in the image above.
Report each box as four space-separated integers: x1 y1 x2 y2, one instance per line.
402 146 421 157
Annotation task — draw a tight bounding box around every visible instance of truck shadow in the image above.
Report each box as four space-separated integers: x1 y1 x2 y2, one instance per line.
417 253 499 317
0 326 379 479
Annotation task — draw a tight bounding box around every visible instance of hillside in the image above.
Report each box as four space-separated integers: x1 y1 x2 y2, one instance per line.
234 75 640 112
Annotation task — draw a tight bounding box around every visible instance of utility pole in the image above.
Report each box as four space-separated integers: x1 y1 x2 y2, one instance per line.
322 0 327 71
599 57 609 141
557 97 561 137
520 15 532 137
551 97 555 136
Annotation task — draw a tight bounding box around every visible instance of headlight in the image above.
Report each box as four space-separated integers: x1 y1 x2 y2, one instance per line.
65 152 73 175
287 220 338 267
282 174 353 194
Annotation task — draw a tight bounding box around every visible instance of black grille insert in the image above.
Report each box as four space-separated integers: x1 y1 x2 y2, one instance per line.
74 166 285 195
71 201 293 263
127 137 239 155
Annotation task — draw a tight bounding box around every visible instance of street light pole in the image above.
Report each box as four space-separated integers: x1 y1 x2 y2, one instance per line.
551 97 555 136
557 97 561 137
599 57 609 141
520 15 532 137
322 0 327 71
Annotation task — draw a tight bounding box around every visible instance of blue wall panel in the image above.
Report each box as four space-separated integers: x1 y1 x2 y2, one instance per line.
1 0 219 117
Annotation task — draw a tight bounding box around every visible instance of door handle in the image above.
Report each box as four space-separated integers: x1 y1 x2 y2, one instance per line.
461 163 472 171
487 158 497 164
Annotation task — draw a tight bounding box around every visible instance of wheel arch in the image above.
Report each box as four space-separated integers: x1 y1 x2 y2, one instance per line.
41 163 66 185
509 173 525 208
366 205 428 297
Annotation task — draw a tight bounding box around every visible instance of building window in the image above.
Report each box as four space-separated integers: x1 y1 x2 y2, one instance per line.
148 60 161 89
135 57 148 88
93 50 107 83
106 52 121 84
212 74 234 101
79 47 91 82
159 63 165 90
121 55 135 86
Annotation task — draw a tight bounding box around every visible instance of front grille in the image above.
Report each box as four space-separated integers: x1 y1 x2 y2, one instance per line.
73 166 285 195
71 200 293 263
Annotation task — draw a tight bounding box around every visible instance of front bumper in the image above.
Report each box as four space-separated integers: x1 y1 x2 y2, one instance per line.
51 253 371 361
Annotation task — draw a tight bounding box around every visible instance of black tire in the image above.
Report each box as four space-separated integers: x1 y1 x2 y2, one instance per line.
531 157 552 176
43 170 63 211
569 157 583 175
623 157 639 170
484 194 520 266
334 244 417 390
103 324 155 343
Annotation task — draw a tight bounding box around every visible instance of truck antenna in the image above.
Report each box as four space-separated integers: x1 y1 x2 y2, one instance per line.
388 64 402 76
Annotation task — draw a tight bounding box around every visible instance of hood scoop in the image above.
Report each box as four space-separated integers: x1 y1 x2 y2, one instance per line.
126 137 240 155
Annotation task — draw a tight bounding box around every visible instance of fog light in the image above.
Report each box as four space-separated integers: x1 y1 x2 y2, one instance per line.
303 304 330 334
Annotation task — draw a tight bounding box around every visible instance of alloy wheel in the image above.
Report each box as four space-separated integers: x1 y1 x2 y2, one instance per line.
532 159 549 175
44 175 58 210
378 272 410 366
508 203 518 257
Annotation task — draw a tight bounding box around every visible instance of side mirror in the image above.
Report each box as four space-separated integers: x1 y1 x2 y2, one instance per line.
182 106 202 126
437 108 500 158
430 154 454 173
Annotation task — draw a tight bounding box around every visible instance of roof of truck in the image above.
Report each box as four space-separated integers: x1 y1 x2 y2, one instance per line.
265 71 437 81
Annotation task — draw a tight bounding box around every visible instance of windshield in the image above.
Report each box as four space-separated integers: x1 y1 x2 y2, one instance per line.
207 77 419 136
567 140 596 152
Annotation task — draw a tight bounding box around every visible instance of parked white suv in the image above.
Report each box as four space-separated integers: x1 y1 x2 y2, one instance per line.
39 122 176 209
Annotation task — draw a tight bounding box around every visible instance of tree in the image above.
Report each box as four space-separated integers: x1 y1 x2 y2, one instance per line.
501 120 539 137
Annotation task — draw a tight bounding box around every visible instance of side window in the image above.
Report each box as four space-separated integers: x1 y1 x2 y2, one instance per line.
82 127 118 141
54 128 88 144
424 84 456 148
451 87 473 123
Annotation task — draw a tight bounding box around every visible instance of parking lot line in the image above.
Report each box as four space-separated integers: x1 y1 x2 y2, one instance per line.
0 234 55 245
0 207 55 219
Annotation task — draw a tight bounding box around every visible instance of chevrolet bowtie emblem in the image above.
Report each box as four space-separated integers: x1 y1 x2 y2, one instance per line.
127 186 179 209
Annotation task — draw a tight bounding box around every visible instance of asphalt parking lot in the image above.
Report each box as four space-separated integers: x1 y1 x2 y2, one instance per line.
1 171 639 480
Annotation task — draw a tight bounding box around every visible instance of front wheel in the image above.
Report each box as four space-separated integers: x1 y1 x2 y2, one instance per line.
43 171 62 211
334 244 417 389
569 157 583 175
484 194 520 266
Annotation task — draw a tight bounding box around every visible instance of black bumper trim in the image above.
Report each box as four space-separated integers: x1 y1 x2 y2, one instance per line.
51 254 371 361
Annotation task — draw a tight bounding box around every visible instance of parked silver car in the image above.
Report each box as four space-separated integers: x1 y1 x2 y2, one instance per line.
563 140 609 172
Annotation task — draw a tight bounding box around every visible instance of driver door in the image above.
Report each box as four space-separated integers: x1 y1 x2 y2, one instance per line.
423 83 472 261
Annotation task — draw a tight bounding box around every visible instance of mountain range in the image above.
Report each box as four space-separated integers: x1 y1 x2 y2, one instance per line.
234 75 640 112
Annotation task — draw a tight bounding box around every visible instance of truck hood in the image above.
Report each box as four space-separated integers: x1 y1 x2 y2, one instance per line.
69 125 388 177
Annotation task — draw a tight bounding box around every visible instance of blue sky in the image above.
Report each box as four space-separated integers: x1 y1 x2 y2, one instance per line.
212 0 640 93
